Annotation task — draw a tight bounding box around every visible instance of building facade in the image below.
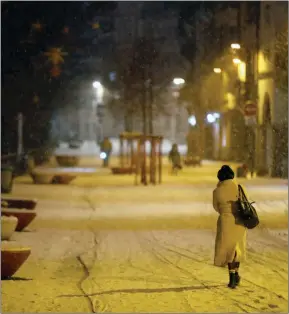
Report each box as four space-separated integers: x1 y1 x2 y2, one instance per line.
202 2 288 177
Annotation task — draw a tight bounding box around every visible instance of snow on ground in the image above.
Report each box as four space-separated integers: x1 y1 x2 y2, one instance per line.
2 228 288 313
1 159 288 313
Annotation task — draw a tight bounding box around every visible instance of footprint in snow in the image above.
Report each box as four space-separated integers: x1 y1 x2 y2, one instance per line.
268 304 279 309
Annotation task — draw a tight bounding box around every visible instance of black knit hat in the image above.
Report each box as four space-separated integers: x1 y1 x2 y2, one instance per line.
217 165 235 181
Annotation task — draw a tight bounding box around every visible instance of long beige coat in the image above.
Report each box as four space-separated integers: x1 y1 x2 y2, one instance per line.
213 179 247 267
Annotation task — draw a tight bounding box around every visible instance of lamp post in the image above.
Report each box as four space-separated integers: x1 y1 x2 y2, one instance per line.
171 78 185 143
92 81 104 143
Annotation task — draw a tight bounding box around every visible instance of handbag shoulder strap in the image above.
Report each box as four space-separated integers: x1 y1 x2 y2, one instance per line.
238 184 245 198
237 184 242 198
238 184 249 201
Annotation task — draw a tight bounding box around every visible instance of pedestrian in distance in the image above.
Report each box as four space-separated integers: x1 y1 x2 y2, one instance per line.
213 165 247 289
168 143 182 175
100 137 112 167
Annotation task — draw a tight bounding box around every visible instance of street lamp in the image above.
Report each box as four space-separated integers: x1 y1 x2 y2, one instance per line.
92 81 101 88
173 77 185 85
92 81 104 103
92 81 104 143
231 43 241 49
213 68 222 74
206 112 220 124
207 113 216 124
170 77 185 143
188 115 196 126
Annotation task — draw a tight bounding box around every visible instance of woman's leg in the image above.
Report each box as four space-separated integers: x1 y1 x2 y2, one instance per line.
227 251 238 288
232 251 241 285
227 262 236 288
234 262 241 285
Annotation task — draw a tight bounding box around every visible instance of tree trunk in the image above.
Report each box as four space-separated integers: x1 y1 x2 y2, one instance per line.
148 66 154 135
141 69 147 185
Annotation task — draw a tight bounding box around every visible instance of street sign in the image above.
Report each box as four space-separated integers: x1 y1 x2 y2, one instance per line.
244 101 257 117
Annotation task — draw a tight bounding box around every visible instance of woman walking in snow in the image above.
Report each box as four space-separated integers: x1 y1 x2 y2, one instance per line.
213 165 247 289
168 144 182 175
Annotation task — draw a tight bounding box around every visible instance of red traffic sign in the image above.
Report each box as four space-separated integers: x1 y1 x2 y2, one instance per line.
244 101 257 116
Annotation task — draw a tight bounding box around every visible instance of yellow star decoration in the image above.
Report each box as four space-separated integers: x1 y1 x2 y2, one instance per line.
32 21 43 31
91 22 100 29
44 48 68 65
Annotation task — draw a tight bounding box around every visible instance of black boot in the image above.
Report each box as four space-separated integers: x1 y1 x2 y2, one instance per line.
228 272 237 289
235 262 241 286
228 263 237 289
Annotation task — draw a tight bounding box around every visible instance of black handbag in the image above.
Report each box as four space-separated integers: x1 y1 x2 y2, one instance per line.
237 184 259 229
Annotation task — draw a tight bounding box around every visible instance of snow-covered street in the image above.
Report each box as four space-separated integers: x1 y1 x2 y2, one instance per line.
1 159 288 313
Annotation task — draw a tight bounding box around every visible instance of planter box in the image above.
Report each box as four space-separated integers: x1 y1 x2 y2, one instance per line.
1 246 31 279
1 209 37 231
30 172 53 184
52 175 76 184
111 167 136 175
1 216 18 240
1 166 14 193
55 156 79 167
1 198 37 210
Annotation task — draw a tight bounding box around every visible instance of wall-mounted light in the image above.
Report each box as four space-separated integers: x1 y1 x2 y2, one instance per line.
213 68 222 74
231 43 241 49
173 77 185 85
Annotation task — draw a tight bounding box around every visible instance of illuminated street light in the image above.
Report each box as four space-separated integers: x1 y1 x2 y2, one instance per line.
92 81 104 103
206 112 220 124
207 113 216 123
233 58 241 65
173 77 185 85
213 68 222 74
100 152 107 159
93 81 101 89
188 115 196 126
231 43 241 49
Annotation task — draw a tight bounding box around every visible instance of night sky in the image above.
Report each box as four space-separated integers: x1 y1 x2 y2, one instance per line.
1 1 201 153
2 2 116 78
